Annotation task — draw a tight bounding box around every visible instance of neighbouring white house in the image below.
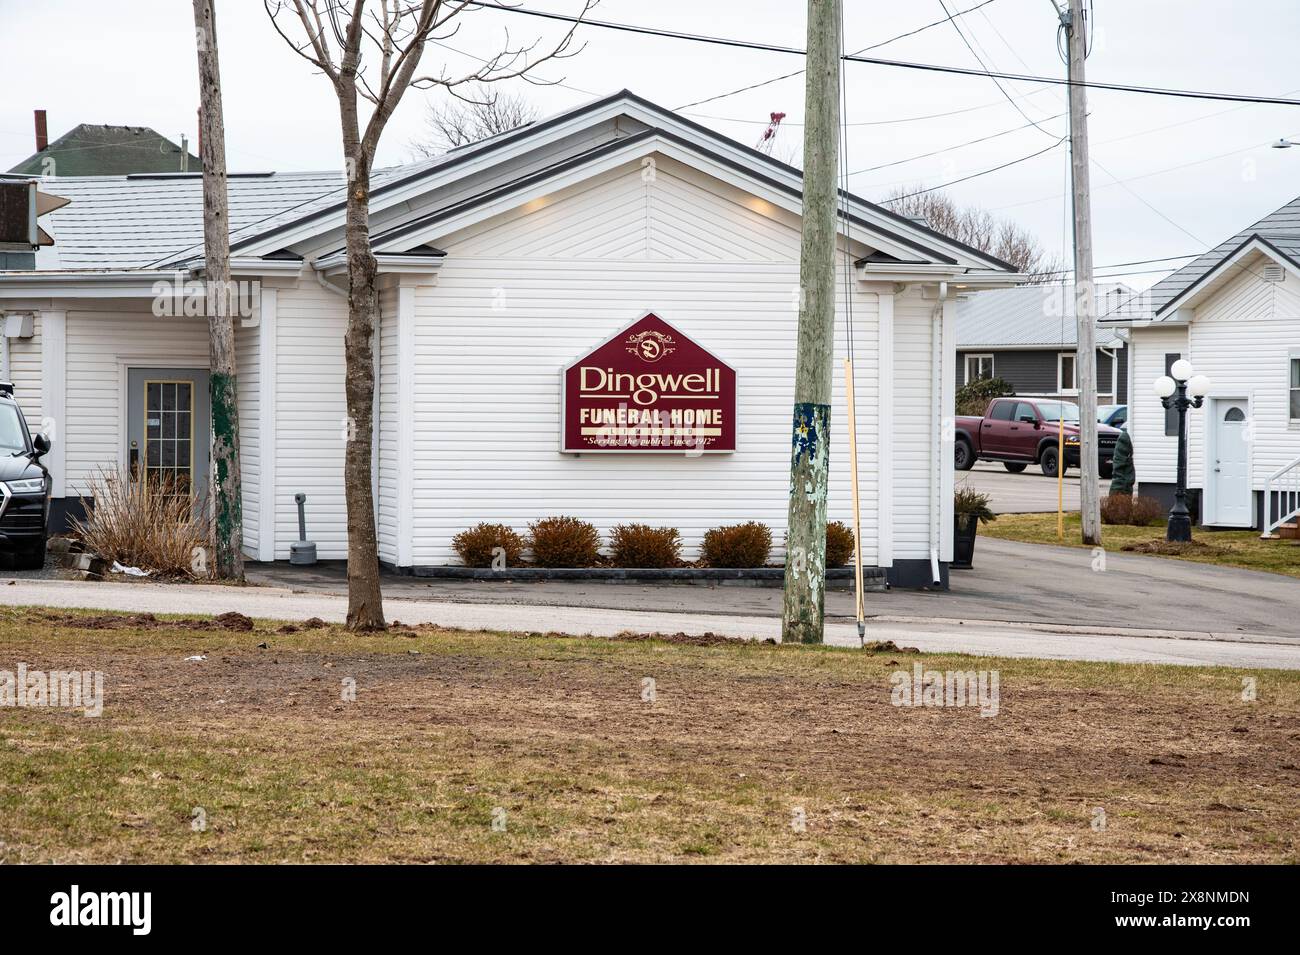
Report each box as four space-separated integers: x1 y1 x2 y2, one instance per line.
0 91 1023 586
1104 195 1300 533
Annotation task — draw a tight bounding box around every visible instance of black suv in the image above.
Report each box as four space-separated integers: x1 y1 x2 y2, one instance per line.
0 383 51 569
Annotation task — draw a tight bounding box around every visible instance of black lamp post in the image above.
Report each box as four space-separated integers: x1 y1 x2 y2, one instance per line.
1154 360 1210 542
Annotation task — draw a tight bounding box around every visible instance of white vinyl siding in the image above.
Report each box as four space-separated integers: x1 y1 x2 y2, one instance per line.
1134 257 1300 499
1131 325 1188 488
234 317 260 557
8 312 42 431
376 285 399 564
409 165 901 566
1184 261 1300 492
272 282 349 559
62 306 208 494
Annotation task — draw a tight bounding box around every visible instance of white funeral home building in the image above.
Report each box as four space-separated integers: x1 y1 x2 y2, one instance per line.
1107 194 1300 534
0 91 1022 586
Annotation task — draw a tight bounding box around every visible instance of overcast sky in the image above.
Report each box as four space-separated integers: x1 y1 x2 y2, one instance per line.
2 0 1298 288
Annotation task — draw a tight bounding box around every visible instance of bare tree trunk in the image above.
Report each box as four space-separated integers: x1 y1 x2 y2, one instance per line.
261 0 595 631
338 97 385 631
193 0 243 581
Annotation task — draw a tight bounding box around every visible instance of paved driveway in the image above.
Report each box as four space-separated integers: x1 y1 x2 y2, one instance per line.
2 575 1298 669
242 536 1300 642
958 461 1110 514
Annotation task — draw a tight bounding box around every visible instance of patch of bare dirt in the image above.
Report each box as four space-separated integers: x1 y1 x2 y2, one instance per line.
26 610 256 632
1122 540 1222 556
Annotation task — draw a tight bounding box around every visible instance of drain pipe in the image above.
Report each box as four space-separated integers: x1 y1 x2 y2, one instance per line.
313 264 347 298
929 280 949 586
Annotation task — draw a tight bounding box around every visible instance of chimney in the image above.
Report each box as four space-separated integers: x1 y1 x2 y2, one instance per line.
34 110 48 152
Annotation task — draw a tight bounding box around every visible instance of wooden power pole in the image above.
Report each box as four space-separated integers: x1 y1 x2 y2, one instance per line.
1062 0 1102 545
782 0 842 644
193 0 244 580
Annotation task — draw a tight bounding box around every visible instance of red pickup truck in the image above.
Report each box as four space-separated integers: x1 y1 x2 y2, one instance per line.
954 397 1120 478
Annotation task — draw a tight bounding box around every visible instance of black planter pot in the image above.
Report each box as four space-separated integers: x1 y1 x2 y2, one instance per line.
951 513 979 569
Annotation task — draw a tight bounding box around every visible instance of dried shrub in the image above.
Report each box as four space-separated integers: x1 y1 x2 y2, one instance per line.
451 522 526 568
528 516 601 568
1100 493 1133 525
609 523 681 568
70 469 209 577
700 521 772 568
825 521 857 567
1129 495 1165 526
1101 494 1165 527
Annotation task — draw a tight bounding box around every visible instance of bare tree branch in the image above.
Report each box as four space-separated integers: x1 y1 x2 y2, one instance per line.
410 83 539 156
883 187 1062 283
261 0 595 630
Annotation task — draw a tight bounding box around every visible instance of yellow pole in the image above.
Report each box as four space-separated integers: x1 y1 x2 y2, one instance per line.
844 357 866 644
1057 416 1065 540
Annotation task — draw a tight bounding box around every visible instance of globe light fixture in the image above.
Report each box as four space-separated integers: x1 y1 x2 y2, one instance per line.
1153 375 1176 399
1188 375 1211 399
1170 358 1194 381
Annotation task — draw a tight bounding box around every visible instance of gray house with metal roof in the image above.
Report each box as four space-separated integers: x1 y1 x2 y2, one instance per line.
1103 194 1300 532
955 283 1131 406
0 91 1023 585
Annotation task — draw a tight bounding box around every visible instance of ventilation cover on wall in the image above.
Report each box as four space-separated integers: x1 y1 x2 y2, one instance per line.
1263 264 1285 283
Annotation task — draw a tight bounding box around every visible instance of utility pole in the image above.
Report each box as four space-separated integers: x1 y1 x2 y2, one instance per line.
193 0 244 580
1060 0 1102 545
781 0 842 644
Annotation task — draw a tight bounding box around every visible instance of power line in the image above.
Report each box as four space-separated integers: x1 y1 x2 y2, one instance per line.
1036 253 1201 279
936 0 1062 139
674 0 1002 111
846 113 1066 174
464 2 1300 108
883 135 1067 201
687 85 1060 126
989 135 1292 212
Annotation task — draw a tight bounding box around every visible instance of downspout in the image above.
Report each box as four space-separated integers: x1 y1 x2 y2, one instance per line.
930 280 948 586
312 263 347 298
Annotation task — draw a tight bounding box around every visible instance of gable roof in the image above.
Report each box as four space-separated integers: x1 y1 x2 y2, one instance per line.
7 124 200 177
957 283 1131 349
1146 193 1300 315
11 92 1021 278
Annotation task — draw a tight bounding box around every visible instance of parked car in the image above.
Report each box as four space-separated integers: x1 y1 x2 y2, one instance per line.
0 383 52 569
954 396 1121 478
1098 404 1128 429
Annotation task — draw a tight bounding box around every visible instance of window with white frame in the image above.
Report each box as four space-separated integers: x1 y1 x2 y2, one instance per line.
1290 354 1300 421
1058 353 1078 395
965 353 994 384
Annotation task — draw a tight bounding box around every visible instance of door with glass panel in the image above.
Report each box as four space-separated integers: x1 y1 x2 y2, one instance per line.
125 368 210 504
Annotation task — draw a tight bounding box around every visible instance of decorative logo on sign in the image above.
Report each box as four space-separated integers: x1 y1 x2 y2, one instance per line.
563 313 736 453
625 329 676 363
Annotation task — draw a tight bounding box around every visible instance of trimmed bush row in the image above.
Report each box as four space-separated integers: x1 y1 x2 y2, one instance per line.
451 519 861 569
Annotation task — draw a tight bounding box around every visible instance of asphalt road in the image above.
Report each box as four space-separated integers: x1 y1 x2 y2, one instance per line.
959 460 1110 514
244 536 1300 642
2 575 1298 669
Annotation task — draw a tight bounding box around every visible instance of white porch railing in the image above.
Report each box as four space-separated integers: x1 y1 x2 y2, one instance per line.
1261 453 1300 537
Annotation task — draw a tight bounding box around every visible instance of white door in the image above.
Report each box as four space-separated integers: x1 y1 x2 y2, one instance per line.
1210 400 1251 526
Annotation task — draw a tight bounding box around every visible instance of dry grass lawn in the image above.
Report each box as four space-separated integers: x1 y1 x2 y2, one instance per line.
984 512 1300 579
1 606 1297 864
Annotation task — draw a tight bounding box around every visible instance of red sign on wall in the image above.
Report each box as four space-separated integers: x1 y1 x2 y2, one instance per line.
561 312 737 453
